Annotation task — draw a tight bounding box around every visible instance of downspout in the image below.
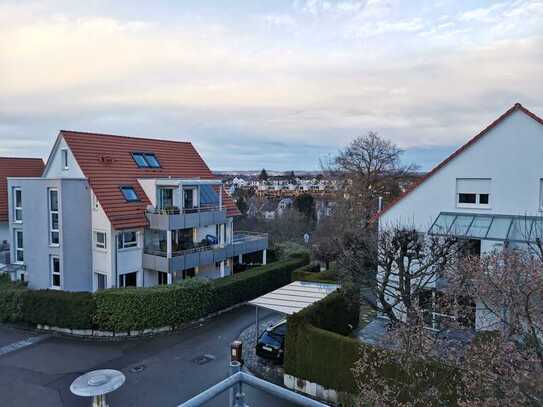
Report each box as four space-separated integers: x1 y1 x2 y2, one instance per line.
114 231 118 288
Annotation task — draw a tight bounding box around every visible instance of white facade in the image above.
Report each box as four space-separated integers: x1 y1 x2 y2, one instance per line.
378 106 543 331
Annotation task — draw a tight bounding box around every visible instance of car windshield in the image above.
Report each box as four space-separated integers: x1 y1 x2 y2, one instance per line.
259 331 282 347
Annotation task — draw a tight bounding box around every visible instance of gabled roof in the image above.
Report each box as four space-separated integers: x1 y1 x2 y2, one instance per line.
0 157 45 222
60 130 240 229
374 103 543 222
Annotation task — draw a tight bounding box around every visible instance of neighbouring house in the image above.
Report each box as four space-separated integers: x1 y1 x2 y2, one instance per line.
0 157 45 270
277 197 293 216
6 131 267 292
375 103 543 331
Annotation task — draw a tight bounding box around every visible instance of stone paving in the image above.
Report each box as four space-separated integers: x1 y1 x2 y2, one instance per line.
238 315 286 385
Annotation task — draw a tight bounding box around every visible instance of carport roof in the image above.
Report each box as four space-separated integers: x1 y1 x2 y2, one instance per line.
248 281 340 315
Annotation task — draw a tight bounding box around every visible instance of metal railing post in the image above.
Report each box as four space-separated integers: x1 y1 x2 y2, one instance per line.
229 361 242 407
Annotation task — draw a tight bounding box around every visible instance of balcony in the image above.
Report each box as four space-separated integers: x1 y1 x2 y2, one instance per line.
232 231 268 257
146 205 227 230
142 231 268 273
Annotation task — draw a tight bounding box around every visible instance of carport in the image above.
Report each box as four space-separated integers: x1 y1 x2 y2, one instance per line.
249 280 340 338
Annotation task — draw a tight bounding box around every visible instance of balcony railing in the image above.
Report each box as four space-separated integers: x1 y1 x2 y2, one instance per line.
233 231 269 243
146 204 222 215
144 242 220 258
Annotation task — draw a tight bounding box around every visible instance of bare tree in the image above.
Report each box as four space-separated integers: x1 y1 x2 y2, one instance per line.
354 249 543 406
338 226 462 322
324 132 416 224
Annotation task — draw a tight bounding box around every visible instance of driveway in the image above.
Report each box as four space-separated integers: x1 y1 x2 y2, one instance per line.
0 306 298 407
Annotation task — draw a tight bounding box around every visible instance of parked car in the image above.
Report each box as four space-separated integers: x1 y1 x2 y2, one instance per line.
255 319 287 362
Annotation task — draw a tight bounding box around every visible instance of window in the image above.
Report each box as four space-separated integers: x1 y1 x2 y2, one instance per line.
184 188 195 209
120 186 139 202
458 193 476 204
92 192 99 211
131 152 160 168
456 178 491 208
158 271 168 285
13 188 22 222
49 189 59 245
61 149 68 169
95 231 107 249
118 231 138 249
96 273 107 291
51 256 61 289
14 230 24 263
158 188 174 209
144 153 160 168
119 272 137 287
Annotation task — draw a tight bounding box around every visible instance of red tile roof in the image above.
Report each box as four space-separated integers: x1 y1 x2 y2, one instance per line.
60 130 240 229
373 103 543 222
0 158 45 222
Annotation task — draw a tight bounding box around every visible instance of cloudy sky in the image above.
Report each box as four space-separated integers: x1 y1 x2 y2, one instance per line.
1 0 542 171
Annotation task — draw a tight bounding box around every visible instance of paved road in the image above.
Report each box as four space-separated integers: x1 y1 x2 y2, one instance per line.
0 306 298 407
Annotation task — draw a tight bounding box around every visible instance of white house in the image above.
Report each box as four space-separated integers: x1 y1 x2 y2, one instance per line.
375 103 543 331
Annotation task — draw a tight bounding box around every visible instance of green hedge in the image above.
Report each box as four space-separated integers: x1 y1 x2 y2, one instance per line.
292 269 338 284
0 278 26 323
94 278 212 331
21 290 96 329
284 290 460 401
207 256 309 313
0 254 309 332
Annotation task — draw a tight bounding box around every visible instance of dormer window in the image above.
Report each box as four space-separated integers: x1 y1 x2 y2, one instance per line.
456 178 491 208
120 186 139 202
131 152 161 168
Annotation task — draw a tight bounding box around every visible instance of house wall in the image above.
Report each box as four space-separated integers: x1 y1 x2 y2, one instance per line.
91 191 115 290
43 137 85 178
380 110 543 235
7 178 92 291
378 110 543 329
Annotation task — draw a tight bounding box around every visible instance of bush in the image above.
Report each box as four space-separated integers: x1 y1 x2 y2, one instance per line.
297 263 321 273
292 269 338 284
285 291 460 401
0 276 26 322
208 256 308 313
21 290 96 329
94 278 212 331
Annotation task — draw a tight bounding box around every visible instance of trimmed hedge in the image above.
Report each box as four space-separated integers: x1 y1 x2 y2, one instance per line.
207 256 308 313
21 290 96 329
284 290 460 402
95 278 212 331
0 253 309 332
0 276 26 323
292 269 337 284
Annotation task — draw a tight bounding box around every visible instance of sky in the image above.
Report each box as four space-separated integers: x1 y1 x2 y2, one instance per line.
1 0 542 171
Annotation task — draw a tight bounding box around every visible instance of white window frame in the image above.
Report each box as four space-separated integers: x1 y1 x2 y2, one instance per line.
61 149 69 170
13 188 23 223
456 178 491 209
118 231 138 250
94 231 107 250
49 189 60 246
14 230 24 263
457 193 490 209
50 255 61 290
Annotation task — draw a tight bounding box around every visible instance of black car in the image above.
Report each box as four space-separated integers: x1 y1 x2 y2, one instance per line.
255 319 287 362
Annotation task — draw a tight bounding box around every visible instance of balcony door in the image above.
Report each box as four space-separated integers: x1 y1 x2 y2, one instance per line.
183 188 195 210
158 188 174 209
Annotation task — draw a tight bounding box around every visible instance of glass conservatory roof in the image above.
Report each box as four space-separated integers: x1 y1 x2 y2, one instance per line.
428 212 543 243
